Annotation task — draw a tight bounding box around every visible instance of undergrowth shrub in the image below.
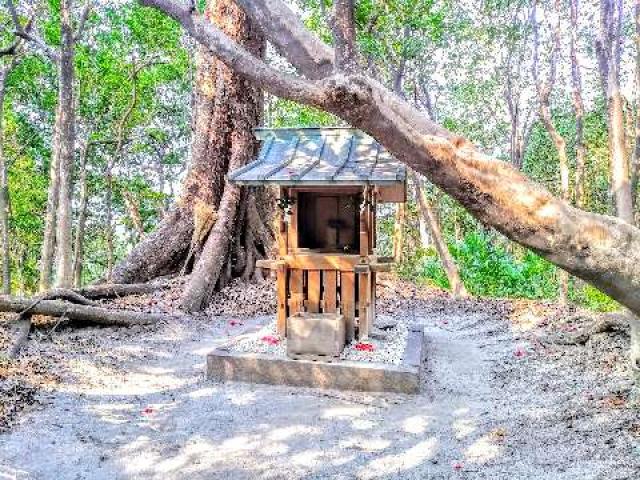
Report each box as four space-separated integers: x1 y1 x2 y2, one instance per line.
398 231 618 312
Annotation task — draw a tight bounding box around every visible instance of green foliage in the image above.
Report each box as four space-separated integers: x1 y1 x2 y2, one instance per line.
267 98 339 127
395 228 618 312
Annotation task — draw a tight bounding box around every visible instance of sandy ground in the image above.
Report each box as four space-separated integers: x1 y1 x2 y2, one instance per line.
1 282 639 479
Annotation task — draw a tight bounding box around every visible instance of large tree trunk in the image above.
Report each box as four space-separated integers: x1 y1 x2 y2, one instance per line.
179 0 265 311
412 172 467 298
53 0 77 288
113 0 272 299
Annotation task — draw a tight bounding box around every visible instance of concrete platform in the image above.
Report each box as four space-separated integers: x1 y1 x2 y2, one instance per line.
206 326 424 394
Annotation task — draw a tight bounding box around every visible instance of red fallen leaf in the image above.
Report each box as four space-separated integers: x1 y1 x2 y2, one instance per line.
261 335 280 345
355 342 375 352
142 406 154 415
514 346 527 358
441 319 449 325
452 461 464 471
229 319 243 327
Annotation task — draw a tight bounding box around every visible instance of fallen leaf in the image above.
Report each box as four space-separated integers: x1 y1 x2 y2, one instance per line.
261 335 280 345
355 343 375 352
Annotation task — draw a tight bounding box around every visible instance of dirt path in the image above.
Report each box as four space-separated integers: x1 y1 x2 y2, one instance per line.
1 293 639 479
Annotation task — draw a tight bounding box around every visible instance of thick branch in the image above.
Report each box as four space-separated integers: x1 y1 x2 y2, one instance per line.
234 0 333 78
331 0 358 72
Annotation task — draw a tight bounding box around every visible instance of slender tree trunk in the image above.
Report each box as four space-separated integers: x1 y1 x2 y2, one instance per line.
53 0 76 288
412 172 467 298
122 190 145 240
532 0 570 303
632 0 640 201
0 67 13 294
392 203 405 264
39 109 61 291
598 0 633 223
570 0 587 209
105 159 114 280
418 214 431 248
73 140 90 287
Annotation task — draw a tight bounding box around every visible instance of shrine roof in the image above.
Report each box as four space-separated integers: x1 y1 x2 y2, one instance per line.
228 128 406 186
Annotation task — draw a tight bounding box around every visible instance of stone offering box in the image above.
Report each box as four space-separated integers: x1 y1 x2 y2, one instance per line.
287 312 346 361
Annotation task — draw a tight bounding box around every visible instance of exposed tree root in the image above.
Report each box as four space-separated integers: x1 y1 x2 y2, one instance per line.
73 281 171 299
551 313 630 346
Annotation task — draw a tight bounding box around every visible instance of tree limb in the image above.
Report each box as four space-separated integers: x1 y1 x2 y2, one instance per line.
234 0 334 78
330 0 358 72
5 0 60 62
74 0 94 42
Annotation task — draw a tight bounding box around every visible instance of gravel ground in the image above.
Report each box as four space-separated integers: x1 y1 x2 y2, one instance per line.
228 315 408 365
1 281 639 479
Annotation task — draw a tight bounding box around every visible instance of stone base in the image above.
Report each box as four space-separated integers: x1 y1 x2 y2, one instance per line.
206 326 424 394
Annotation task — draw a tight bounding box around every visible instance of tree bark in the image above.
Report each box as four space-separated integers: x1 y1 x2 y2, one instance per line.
391 203 405 264
179 0 264 311
632 0 640 206
0 63 16 295
412 172 467 298
73 140 91 287
53 0 77 288
570 0 587 209
598 0 633 223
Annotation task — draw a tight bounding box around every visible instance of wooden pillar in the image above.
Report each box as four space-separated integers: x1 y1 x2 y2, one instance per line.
356 264 371 340
288 268 304 315
341 271 356 341
278 187 288 257
323 270 337 313
276 260 288 335
308 270 321 313
287 189 298 251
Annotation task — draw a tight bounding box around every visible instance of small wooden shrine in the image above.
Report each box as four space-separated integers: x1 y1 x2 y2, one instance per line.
228 127 406 344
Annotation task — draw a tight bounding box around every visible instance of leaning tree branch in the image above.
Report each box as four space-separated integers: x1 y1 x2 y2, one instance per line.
234 0 334 78
140 0 321 103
